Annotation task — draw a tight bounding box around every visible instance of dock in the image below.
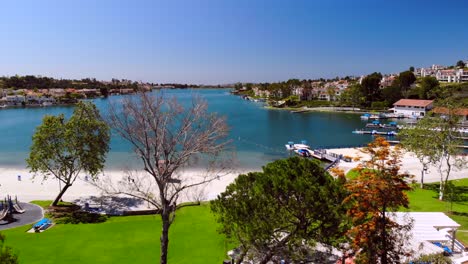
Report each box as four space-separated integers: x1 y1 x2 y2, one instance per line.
309 149 342 162
291 109 310 113
353 130 398 136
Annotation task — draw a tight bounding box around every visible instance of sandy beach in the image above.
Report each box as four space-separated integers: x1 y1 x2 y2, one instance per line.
326 147 467 183
0 167 250 209
1 148 466 210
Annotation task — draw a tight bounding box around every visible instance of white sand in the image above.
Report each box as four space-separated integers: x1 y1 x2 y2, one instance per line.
326 147 467 183
1 149 466 208
0 167 252 207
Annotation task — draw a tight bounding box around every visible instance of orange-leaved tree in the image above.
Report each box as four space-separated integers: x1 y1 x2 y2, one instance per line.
344 137 413 264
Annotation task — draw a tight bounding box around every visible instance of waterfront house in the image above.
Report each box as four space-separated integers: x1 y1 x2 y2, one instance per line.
1 95 26 106
252 87 271 98
75 88 100 98
392 99 434 117
433 107 468 126
49 88 67 97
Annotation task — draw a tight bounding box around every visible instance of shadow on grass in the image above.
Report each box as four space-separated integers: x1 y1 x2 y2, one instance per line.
47 204 108 224
423 182 468 203
450 211 468 217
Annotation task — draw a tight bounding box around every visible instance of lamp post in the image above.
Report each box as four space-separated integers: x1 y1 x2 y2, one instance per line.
421 164 428 189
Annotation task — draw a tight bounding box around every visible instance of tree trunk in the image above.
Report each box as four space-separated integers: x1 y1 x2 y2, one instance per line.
420 170 424 189
439 181 445 201
51 184 71 206
381 205 387 264
160 206 171 264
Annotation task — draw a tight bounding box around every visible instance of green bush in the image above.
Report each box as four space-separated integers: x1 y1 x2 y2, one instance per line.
56 211 108 224
370 101 387 110
408 253 451 263
297 100 335 108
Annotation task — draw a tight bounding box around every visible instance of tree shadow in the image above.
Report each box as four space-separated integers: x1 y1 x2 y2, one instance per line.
423 183 468 203
73 196 145 215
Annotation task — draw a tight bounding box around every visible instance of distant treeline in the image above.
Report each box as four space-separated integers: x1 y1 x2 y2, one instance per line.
0 75 143 91
0 75 230 91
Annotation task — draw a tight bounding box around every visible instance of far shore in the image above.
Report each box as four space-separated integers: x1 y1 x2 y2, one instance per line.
263 105 383 114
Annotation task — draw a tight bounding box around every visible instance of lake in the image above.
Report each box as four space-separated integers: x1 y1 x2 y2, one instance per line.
0 89 375 170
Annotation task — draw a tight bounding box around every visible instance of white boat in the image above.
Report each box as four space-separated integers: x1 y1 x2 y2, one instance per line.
285 141 311 151
294 148 313 157
42 102 53 107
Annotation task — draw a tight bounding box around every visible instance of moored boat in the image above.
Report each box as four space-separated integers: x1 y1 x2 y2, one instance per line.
285 140 311 151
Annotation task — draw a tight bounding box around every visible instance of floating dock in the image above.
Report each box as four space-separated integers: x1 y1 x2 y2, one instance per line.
352 130 397 136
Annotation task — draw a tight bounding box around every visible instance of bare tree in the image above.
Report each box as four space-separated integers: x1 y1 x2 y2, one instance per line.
95 92 232 264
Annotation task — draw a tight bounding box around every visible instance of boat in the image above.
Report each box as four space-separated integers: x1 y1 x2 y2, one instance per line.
294 148 313 157
360 113 371 120
285 140 311 151
42 102 53 107
0 105 6 109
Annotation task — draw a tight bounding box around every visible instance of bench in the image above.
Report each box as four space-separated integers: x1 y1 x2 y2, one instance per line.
33 218 52 231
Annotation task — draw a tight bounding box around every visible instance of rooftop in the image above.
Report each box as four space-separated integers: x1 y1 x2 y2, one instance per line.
433 107 468 116
393 99 434 107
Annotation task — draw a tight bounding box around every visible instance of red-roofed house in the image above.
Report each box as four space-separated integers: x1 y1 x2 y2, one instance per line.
393 99 434 117
433 107 468 122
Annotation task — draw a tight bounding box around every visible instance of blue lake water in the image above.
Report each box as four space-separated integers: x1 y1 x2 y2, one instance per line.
0 89 376 170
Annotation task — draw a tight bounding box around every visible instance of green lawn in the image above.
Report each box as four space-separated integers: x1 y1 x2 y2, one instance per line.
3 178 468 263
404 179 468 244
3 203 232 264
345 171 468 244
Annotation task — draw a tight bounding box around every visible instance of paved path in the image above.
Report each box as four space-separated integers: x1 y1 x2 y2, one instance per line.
0 203 43 230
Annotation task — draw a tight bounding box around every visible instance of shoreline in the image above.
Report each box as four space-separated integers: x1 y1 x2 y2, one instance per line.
263 105 382 114
0 167 257 207
326 147 468 183
2 148 466 209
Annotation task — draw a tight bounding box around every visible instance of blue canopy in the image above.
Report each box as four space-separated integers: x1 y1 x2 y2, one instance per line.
372 120 380 124
389 121 397 125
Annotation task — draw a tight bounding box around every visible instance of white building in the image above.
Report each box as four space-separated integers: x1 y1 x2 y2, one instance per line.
436 69 468 83
392 212 465 261
392 99 434 117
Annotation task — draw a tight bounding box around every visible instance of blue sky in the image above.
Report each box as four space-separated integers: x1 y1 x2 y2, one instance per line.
1 0 467 84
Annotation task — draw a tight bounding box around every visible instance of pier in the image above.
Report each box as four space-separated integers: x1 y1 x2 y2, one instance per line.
309 149 342 162
353 130 398 136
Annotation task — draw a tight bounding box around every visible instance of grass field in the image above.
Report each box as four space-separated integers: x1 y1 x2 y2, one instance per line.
405 179 468 244
3 203 232 264
346 169 468 244
3 177 468 263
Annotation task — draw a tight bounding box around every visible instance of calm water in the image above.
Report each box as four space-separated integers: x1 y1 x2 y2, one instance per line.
0 89 375 170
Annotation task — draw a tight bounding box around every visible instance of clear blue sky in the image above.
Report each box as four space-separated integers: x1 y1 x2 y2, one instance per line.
1 0 467 84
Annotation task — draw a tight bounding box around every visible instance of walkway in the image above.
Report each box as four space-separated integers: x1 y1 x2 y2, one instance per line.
0 203 43 230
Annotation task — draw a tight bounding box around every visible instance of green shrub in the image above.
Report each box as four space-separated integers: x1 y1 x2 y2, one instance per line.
57 211 108 224
370 101 387 110
408 253 451 263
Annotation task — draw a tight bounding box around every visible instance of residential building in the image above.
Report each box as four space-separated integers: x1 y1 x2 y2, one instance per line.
433 107 468 123
436 69 457 82
380 75 397 88
252 87 271 98
392 99 434 117
436 69 468 83
0 95 26 106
